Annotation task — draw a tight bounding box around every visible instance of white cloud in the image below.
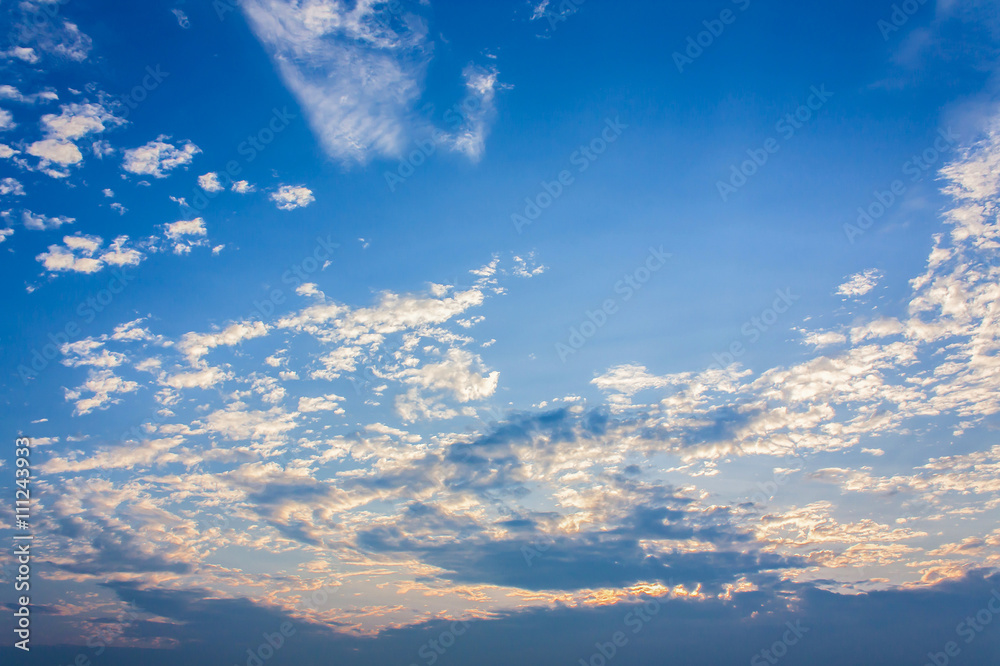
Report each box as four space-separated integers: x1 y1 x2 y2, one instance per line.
22 209 74 230
40 102 123 141
164 365 232 390
10 13 92 62
395 348 499 404
0 109 14 131
1 47 39 63
65 369 139 416
231 180 255 193
448 65 501 161
27 138 80 166
241 0 503 164
0 144 18 159
178 320 270 365
164 218 207 239
198 172 223 192
270 184 314 210
836 269 883 298
1 178 25 196
298 394 346 413
0 85 58 103
36 234 144 275
163 217 208 254
0 227 13 243
591 364 673 396
122 136 200 178
26 103 123 174
800 330 847 348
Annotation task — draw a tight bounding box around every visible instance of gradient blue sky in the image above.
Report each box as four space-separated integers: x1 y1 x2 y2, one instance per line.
2 0 1000 664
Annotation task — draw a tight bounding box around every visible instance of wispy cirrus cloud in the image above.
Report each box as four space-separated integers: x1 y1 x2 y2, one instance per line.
241 0 503 164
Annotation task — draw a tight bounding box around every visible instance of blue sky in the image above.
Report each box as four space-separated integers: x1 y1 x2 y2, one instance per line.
2 0 1000 664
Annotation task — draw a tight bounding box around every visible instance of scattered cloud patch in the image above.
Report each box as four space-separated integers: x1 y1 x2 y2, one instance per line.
836 269 883 298
269 184 314 210
122 136 200 178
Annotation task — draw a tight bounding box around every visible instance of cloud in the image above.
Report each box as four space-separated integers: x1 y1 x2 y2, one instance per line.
298 394 346 413
64 368 140 415
448 64 501 161
0 177 25 196
163 217 208 254
39 102 123 141
835 269 883 298
592 364 673 396
197 172 223 192
22 209 74 230
0 84 58 103
0 227 13 243
269 184 315 210
177 320 270 365
231 180 255 193
395 348 499 403
26 102 124 174
122 136 200 178
36 234 144 274
26 138 81 167
6 4 92 62
171 8 190 28
241 0 503 164
1 46 39 63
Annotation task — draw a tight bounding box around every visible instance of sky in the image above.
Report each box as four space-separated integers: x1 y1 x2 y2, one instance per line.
1 0 1000 664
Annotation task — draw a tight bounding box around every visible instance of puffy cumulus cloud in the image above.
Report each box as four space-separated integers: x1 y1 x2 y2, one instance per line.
60 338 126 369
798 329 847 348
1 46 39 63
241 0 504 164
111 318 156 342
591 363 674 396
200 403 298 442
64 368 139 415
163 365 232 390
269 184 315 210
36 234 144 275
26 137 81 167
39 102 124 141
122 136 200 178
394 348 499 403
835 268 883 298
177 320 270 365
26 102 124 174
0 84 58 104
0 177 25 196
22 209 74 230
0 227 13 243
44 435 186 473
163 217 208 254
298 393 346 414
231 180 255 193
0 108 14 130
197 172 223 192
